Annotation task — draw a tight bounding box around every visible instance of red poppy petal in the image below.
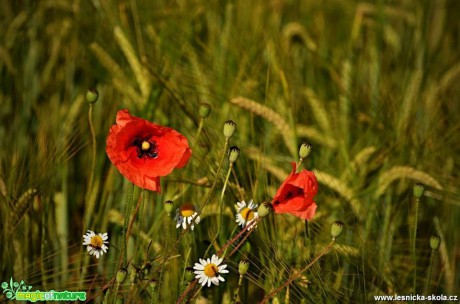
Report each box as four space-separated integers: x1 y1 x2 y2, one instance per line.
288 202 317 220
115 109 135 127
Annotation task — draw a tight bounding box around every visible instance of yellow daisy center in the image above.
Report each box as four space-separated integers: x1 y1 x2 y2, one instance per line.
90 235 103 249
204 263 219 277
180 204 196 217
141 141 151 151
240 207 254 221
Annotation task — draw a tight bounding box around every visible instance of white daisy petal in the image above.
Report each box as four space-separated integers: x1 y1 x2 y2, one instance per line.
218 276 225 282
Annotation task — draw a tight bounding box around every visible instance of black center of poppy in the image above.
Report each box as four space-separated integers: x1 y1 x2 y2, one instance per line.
133 138 158 159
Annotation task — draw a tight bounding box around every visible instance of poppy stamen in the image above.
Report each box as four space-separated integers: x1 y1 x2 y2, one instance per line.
133 138 158 159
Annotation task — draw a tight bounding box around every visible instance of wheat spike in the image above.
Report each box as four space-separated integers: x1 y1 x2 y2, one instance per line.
333 244 359 258
376 166 443 197
90 42 143 106
245 146 289 181
231 97 296 155
296 124 337 148
313 170 363 219
8 188 38 233
114 26 151 102
303 87 332 135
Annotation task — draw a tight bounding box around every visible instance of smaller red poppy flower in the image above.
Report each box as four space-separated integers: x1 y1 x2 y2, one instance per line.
272 163 318 220
106 109 192 192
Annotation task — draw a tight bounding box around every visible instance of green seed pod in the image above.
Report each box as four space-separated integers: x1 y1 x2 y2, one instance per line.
185 267 195 282
223 120 236 138
164 200 174 214
116 268 128 284
149 279 157 290
86 88 99 104
413 183 425 199
199 103 211 118
331 221 345 239
238 260 250 276
229 146 240 163
299 142 312 159
430 235 441 251
257 202 273 218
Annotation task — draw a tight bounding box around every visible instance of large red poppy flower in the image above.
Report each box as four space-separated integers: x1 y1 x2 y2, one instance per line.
106 109 192 192
272 163 318 220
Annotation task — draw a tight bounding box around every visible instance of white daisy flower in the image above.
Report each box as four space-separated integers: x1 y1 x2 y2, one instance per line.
235 200 259 229
174 204 200 230
82 230 109 259
193 254 229 287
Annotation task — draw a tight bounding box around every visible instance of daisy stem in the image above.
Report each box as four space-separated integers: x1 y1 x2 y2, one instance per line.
412 196 420 297
260 239 336 304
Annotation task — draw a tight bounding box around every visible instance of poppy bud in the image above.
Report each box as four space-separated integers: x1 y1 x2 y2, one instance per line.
86 88 99 104
149 279 157 290
413 183 425 199
257 202 273 218
331 221 344 239
299 143 312 159
223 120 236 138
430 234 441 251
238 260 250 275
199 103 211 118
229 146 240 163
116 268 128 284
185 267 195 282
164 200 174 214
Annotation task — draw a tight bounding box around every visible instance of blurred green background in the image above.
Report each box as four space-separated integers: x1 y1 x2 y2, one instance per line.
1 0 459 302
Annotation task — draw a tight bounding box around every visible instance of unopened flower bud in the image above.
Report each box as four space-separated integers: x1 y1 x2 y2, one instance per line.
257 202 273 218
86 88 99 104
223 120 236 138
199 103 211 118
413 183 425 199
331 221 344 239
229 146 240 163
149 279 157 290
116 268 128 284
185 267 195 282
164 200 174 214
238 260 250 275
299 143 312 159
430 235 441 251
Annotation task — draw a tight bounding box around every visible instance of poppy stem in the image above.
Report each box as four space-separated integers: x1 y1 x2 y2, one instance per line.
412 196 420 297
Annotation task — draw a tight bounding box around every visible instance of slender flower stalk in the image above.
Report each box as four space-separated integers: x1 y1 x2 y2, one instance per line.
412 184 424 296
